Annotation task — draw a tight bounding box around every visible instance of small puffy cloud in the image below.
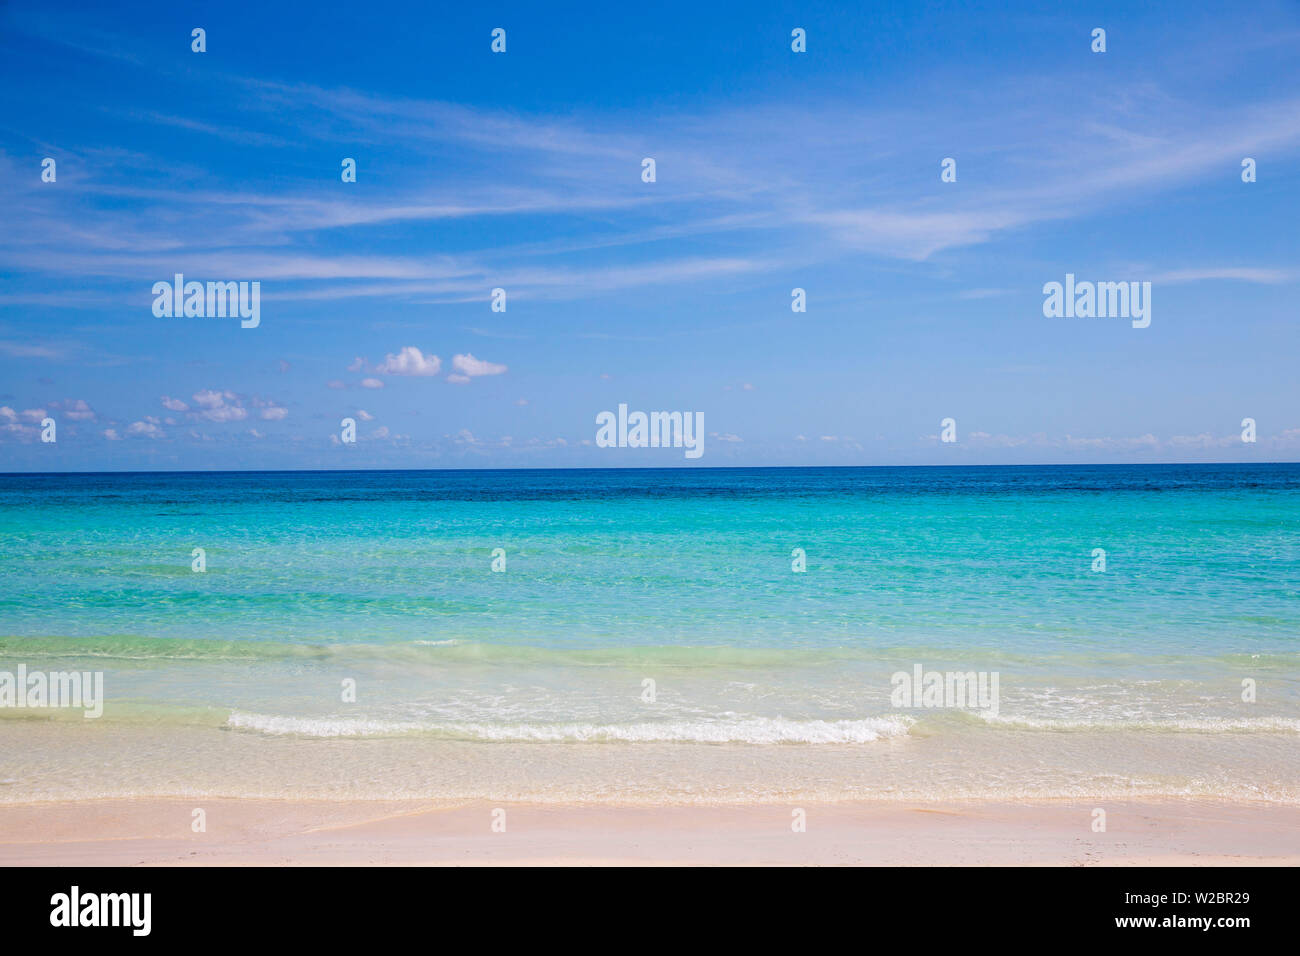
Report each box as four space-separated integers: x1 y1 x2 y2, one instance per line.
260 405 288 421
161 396 189 411
125 420 163 439
375 346 441 376
199 404 247 423
452 353 507 377
193 389 232 409
347 357 366 372
710 432 742 443
356 409 375 421
447 374 470 385
55 399 96 421
103 428 121 440
0 422 38 441
373 426 390 439
361 378 385 389
0 406 47 423
191 390 247 423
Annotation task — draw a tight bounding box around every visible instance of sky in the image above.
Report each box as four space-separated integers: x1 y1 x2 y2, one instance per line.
1 0 1298 471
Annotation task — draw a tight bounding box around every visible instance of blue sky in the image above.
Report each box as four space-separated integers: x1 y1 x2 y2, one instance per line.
1 0 1298 470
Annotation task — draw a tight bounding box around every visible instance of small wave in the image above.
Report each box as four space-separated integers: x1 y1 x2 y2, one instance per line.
224 711 915 743
979 713 1300 733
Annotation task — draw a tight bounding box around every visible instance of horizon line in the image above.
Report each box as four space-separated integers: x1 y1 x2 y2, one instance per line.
2 460 1297 477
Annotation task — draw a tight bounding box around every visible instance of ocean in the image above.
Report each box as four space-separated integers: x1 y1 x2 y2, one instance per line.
1 464 1297 804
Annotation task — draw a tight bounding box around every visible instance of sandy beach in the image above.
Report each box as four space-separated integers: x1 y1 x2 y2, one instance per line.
2 798 1297 866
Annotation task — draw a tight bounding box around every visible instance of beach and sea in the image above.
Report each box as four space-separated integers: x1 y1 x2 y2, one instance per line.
1 464 1297 864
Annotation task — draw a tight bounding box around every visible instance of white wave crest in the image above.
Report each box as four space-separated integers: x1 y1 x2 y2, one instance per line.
225 711 915 743
979 713 1300 733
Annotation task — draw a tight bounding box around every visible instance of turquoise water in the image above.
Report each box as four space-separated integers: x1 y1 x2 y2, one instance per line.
1 464 1297 802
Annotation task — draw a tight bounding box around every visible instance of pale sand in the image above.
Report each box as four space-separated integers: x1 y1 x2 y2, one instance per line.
1 798 1298 865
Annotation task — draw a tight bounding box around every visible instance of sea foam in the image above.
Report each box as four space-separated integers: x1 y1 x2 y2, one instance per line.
225 711 915 743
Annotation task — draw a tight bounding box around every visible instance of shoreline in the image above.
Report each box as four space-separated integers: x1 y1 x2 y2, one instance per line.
3 797 1297 866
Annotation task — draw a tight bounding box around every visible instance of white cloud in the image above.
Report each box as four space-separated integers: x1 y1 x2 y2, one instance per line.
191 390 247 422
360 378 385 389
198 405 247 423
125 420 163 438
375 346 441 376
1 407 47 423
260 405 288 420
451 353 507 377
0 422 38 441
193 389 233 409
161 396 189 411
447 374 470 385
58 399 97 421
356 409 374 421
